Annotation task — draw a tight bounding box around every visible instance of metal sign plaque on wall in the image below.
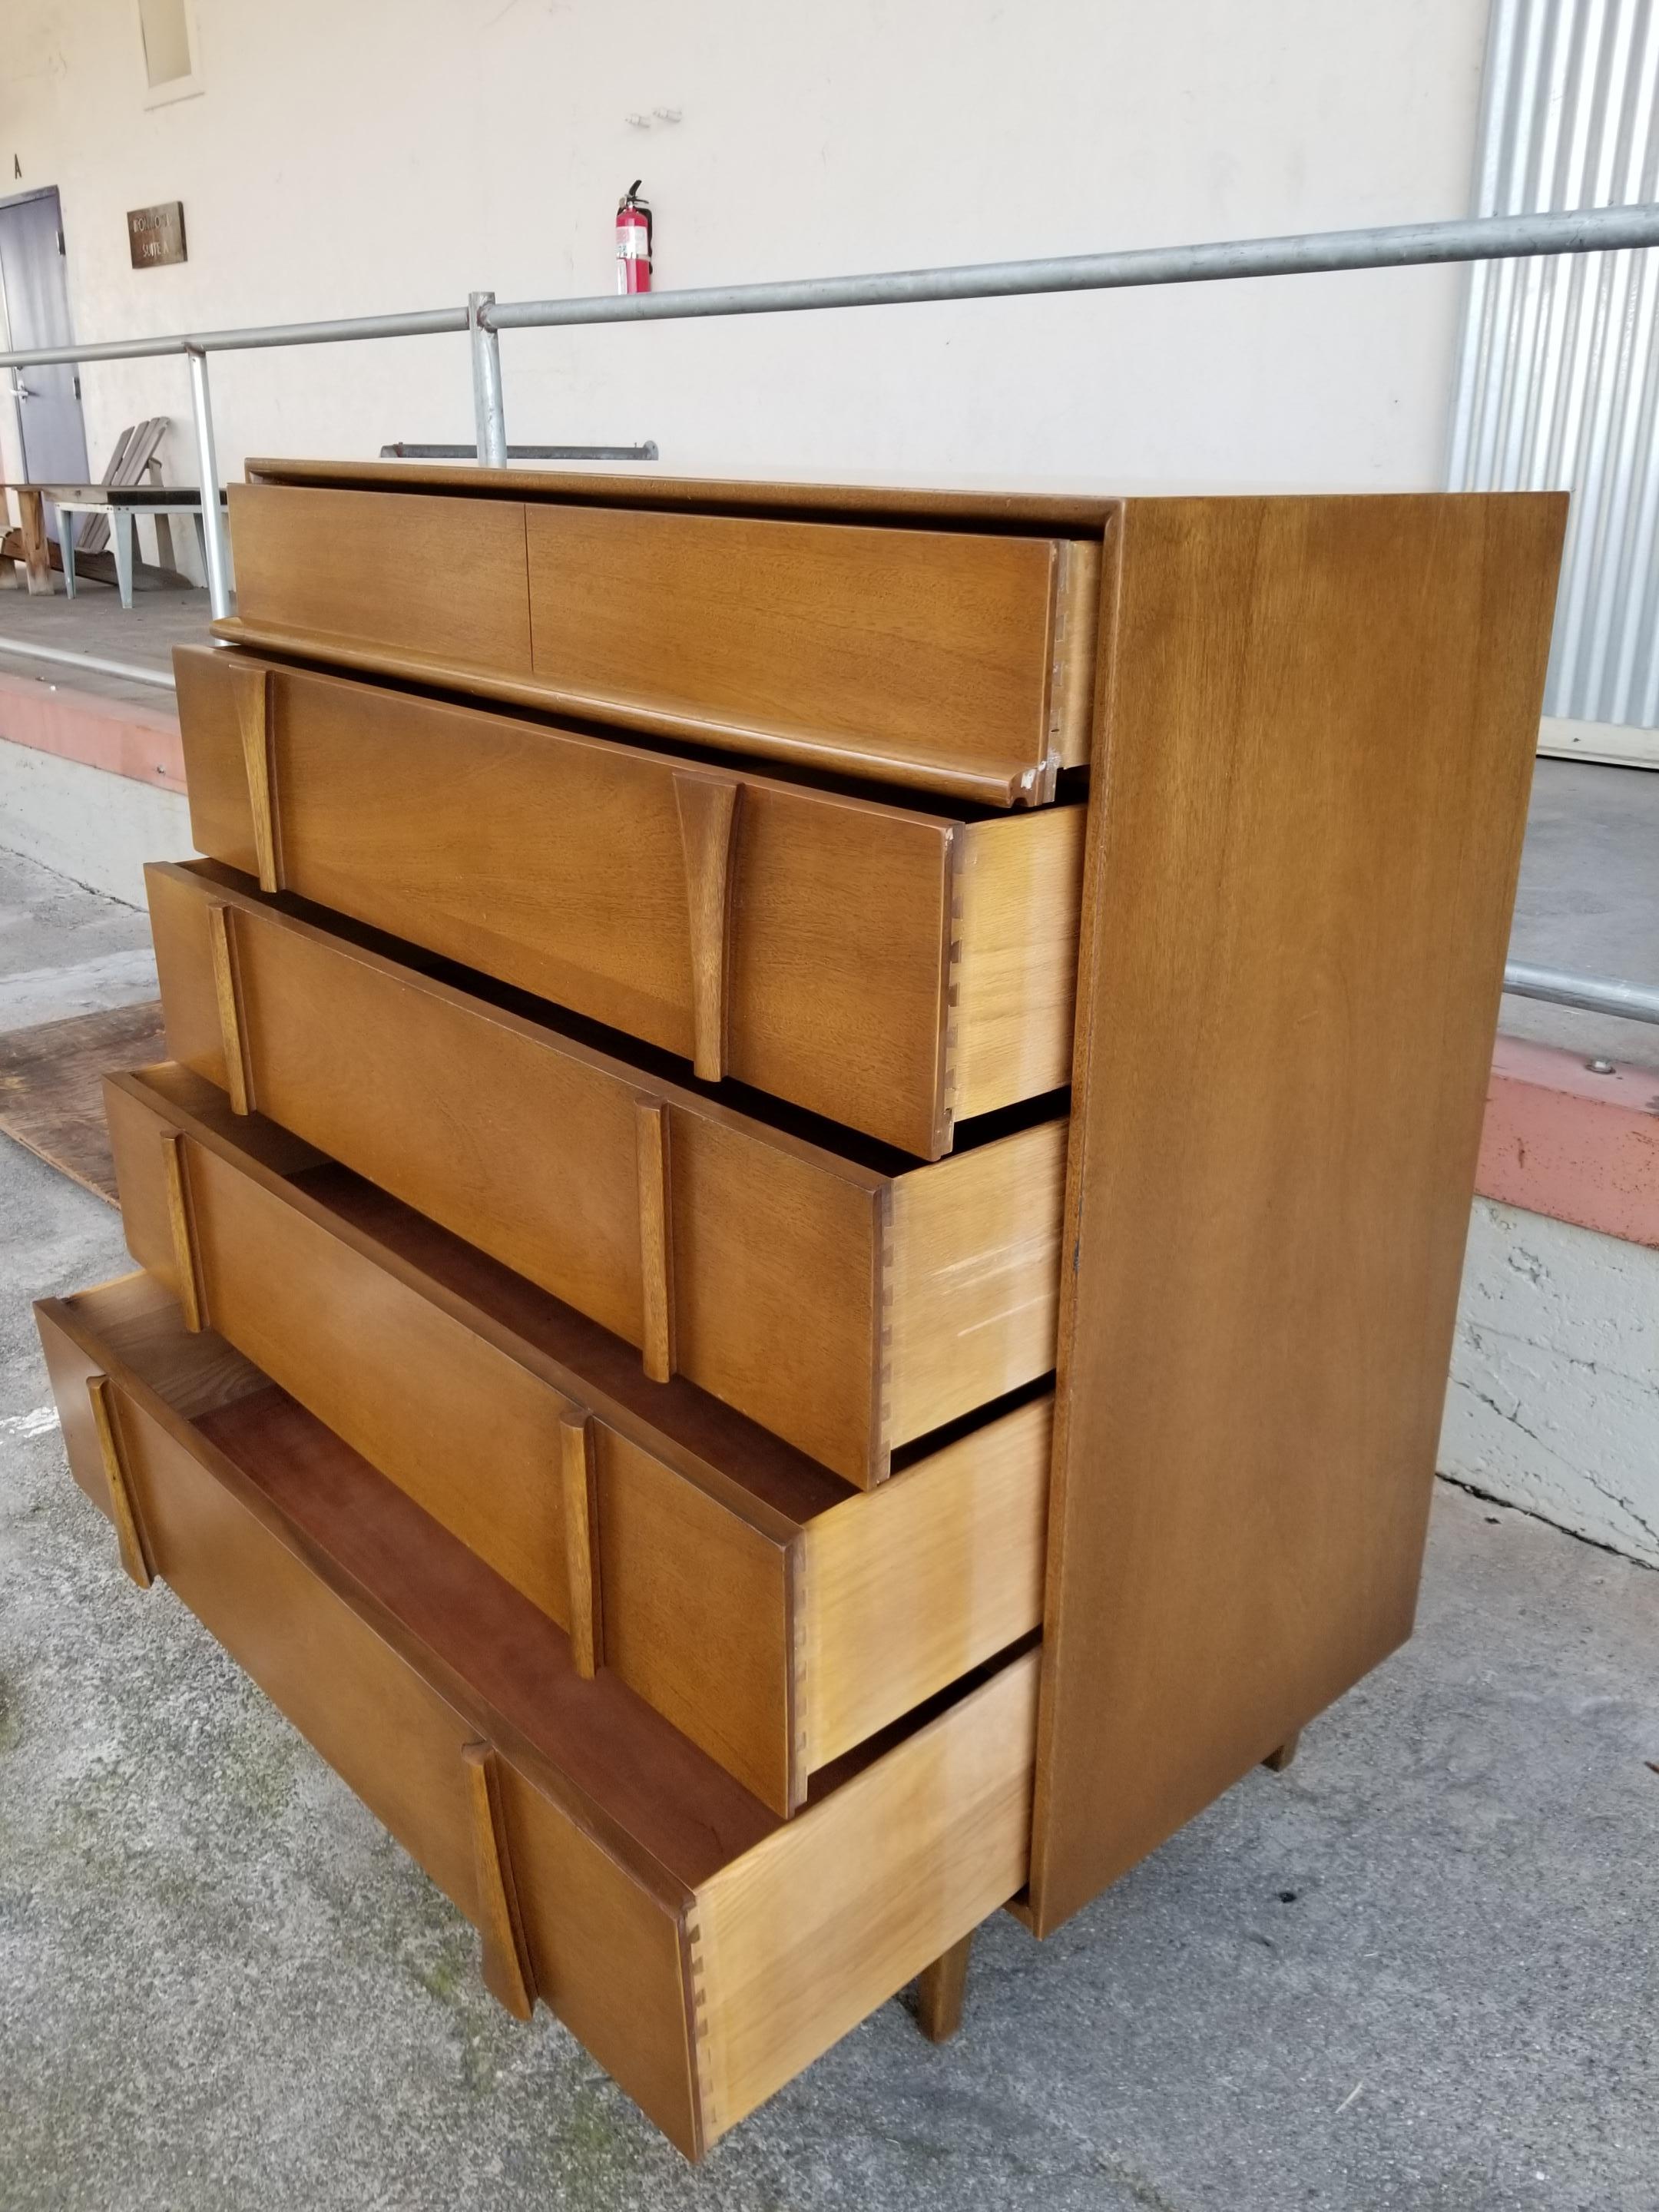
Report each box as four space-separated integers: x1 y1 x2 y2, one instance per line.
127 200 187 268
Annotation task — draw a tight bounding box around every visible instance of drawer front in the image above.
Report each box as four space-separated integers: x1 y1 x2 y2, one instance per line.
688 1648 1038 2147
523 503 1098 802
35 1291 704 2153
104 1070 800 1810
177 645 1067 1157
224 480 1101 805
147 862 1065 1485
226 482 532 673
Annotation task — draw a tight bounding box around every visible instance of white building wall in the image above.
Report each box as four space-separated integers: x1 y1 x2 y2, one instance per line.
1 0 1491 519
1442 1198 1659 1568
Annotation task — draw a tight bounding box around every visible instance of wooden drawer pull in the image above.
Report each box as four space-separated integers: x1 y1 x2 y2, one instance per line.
160 1130 206 1332
207 902 255 1115
232 661 283 893
673 772 742 1084
558 1409 604 1678
86 1375 154 1589
461 1740 536 2021
634 1098 676 1383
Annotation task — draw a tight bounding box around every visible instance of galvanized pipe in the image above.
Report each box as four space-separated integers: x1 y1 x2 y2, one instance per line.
0 305 467 369
0 636 177 690
482 204 1659 329
3 204 1659 369
468 292 508 468
184 348 233 622
1503 959 1659 1025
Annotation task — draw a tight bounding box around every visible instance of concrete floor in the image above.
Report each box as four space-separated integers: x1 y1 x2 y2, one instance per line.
0 577 213 714
2 850 1658 2207
1502 757 1659 1068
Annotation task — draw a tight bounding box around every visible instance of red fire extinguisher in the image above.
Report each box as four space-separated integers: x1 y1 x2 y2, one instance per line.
616 180 652 294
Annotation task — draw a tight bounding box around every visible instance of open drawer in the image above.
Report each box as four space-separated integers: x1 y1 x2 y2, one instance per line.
174 644 1084 1157
35 1273 1038 2159
147 860 1067 1486
106 1061 1048 1816
217 465 1104 805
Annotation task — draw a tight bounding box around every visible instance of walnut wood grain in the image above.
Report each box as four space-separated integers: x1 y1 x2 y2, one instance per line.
558 1412 603 1681
915 1929 973 2043
105 1065 1048 1814
673 771 741 1083
1028 491 1567 1936
219 472 1104 803
230 659 280 893
159 1129 204 1333
172 644 1083 1156
204 901 252 1115
462 1740 538 2019
86 1373 154 1588
145 862 1065 1484
35 1280 1037 2157
634 1098 677 1385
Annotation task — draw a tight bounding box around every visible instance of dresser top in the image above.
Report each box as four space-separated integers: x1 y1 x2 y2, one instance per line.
242 455 1121 529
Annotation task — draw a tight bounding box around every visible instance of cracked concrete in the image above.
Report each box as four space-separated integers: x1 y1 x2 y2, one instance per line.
1443 1198 1659 1565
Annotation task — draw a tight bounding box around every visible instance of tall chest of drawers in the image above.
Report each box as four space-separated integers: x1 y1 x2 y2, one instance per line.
35 462 1565 2156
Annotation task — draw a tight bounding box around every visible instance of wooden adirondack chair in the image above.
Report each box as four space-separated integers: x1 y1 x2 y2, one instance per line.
70 418 171 555
2 416 174 589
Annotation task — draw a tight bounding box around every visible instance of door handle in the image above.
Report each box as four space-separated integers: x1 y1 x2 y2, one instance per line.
8 379 37 401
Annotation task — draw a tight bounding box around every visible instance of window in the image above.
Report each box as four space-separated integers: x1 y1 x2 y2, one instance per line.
137 0 203 107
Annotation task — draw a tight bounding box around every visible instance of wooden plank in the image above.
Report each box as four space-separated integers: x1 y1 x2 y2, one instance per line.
690 1651 1038 2147
0 998 166 1204
18 488 52 594
174 644 1081 1154
885 1118 1066 1449
227 481 533 671
800 1396 1049 1770
1028 491 1568 1936
951 803 1086 1122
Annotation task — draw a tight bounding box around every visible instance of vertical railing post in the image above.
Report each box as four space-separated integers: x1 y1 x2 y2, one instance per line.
184 344 233 622
468 290 508 466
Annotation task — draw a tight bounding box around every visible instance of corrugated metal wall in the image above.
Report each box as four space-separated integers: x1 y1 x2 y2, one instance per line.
1449 0 1659 727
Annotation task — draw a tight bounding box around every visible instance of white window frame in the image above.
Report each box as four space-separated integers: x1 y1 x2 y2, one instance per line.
136 0 204 109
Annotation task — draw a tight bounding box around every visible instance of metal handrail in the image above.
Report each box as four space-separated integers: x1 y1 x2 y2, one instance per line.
2 201 1657 1028
1 201 1656 614
3 204 1658 368
1501 961 1659 1027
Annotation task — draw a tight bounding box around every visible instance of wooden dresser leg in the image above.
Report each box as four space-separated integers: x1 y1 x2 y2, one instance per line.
1263 1729 1301 1773
915 1929 974 2044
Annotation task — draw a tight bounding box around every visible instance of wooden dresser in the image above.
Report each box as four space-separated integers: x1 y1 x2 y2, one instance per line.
35 460 1565 2157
